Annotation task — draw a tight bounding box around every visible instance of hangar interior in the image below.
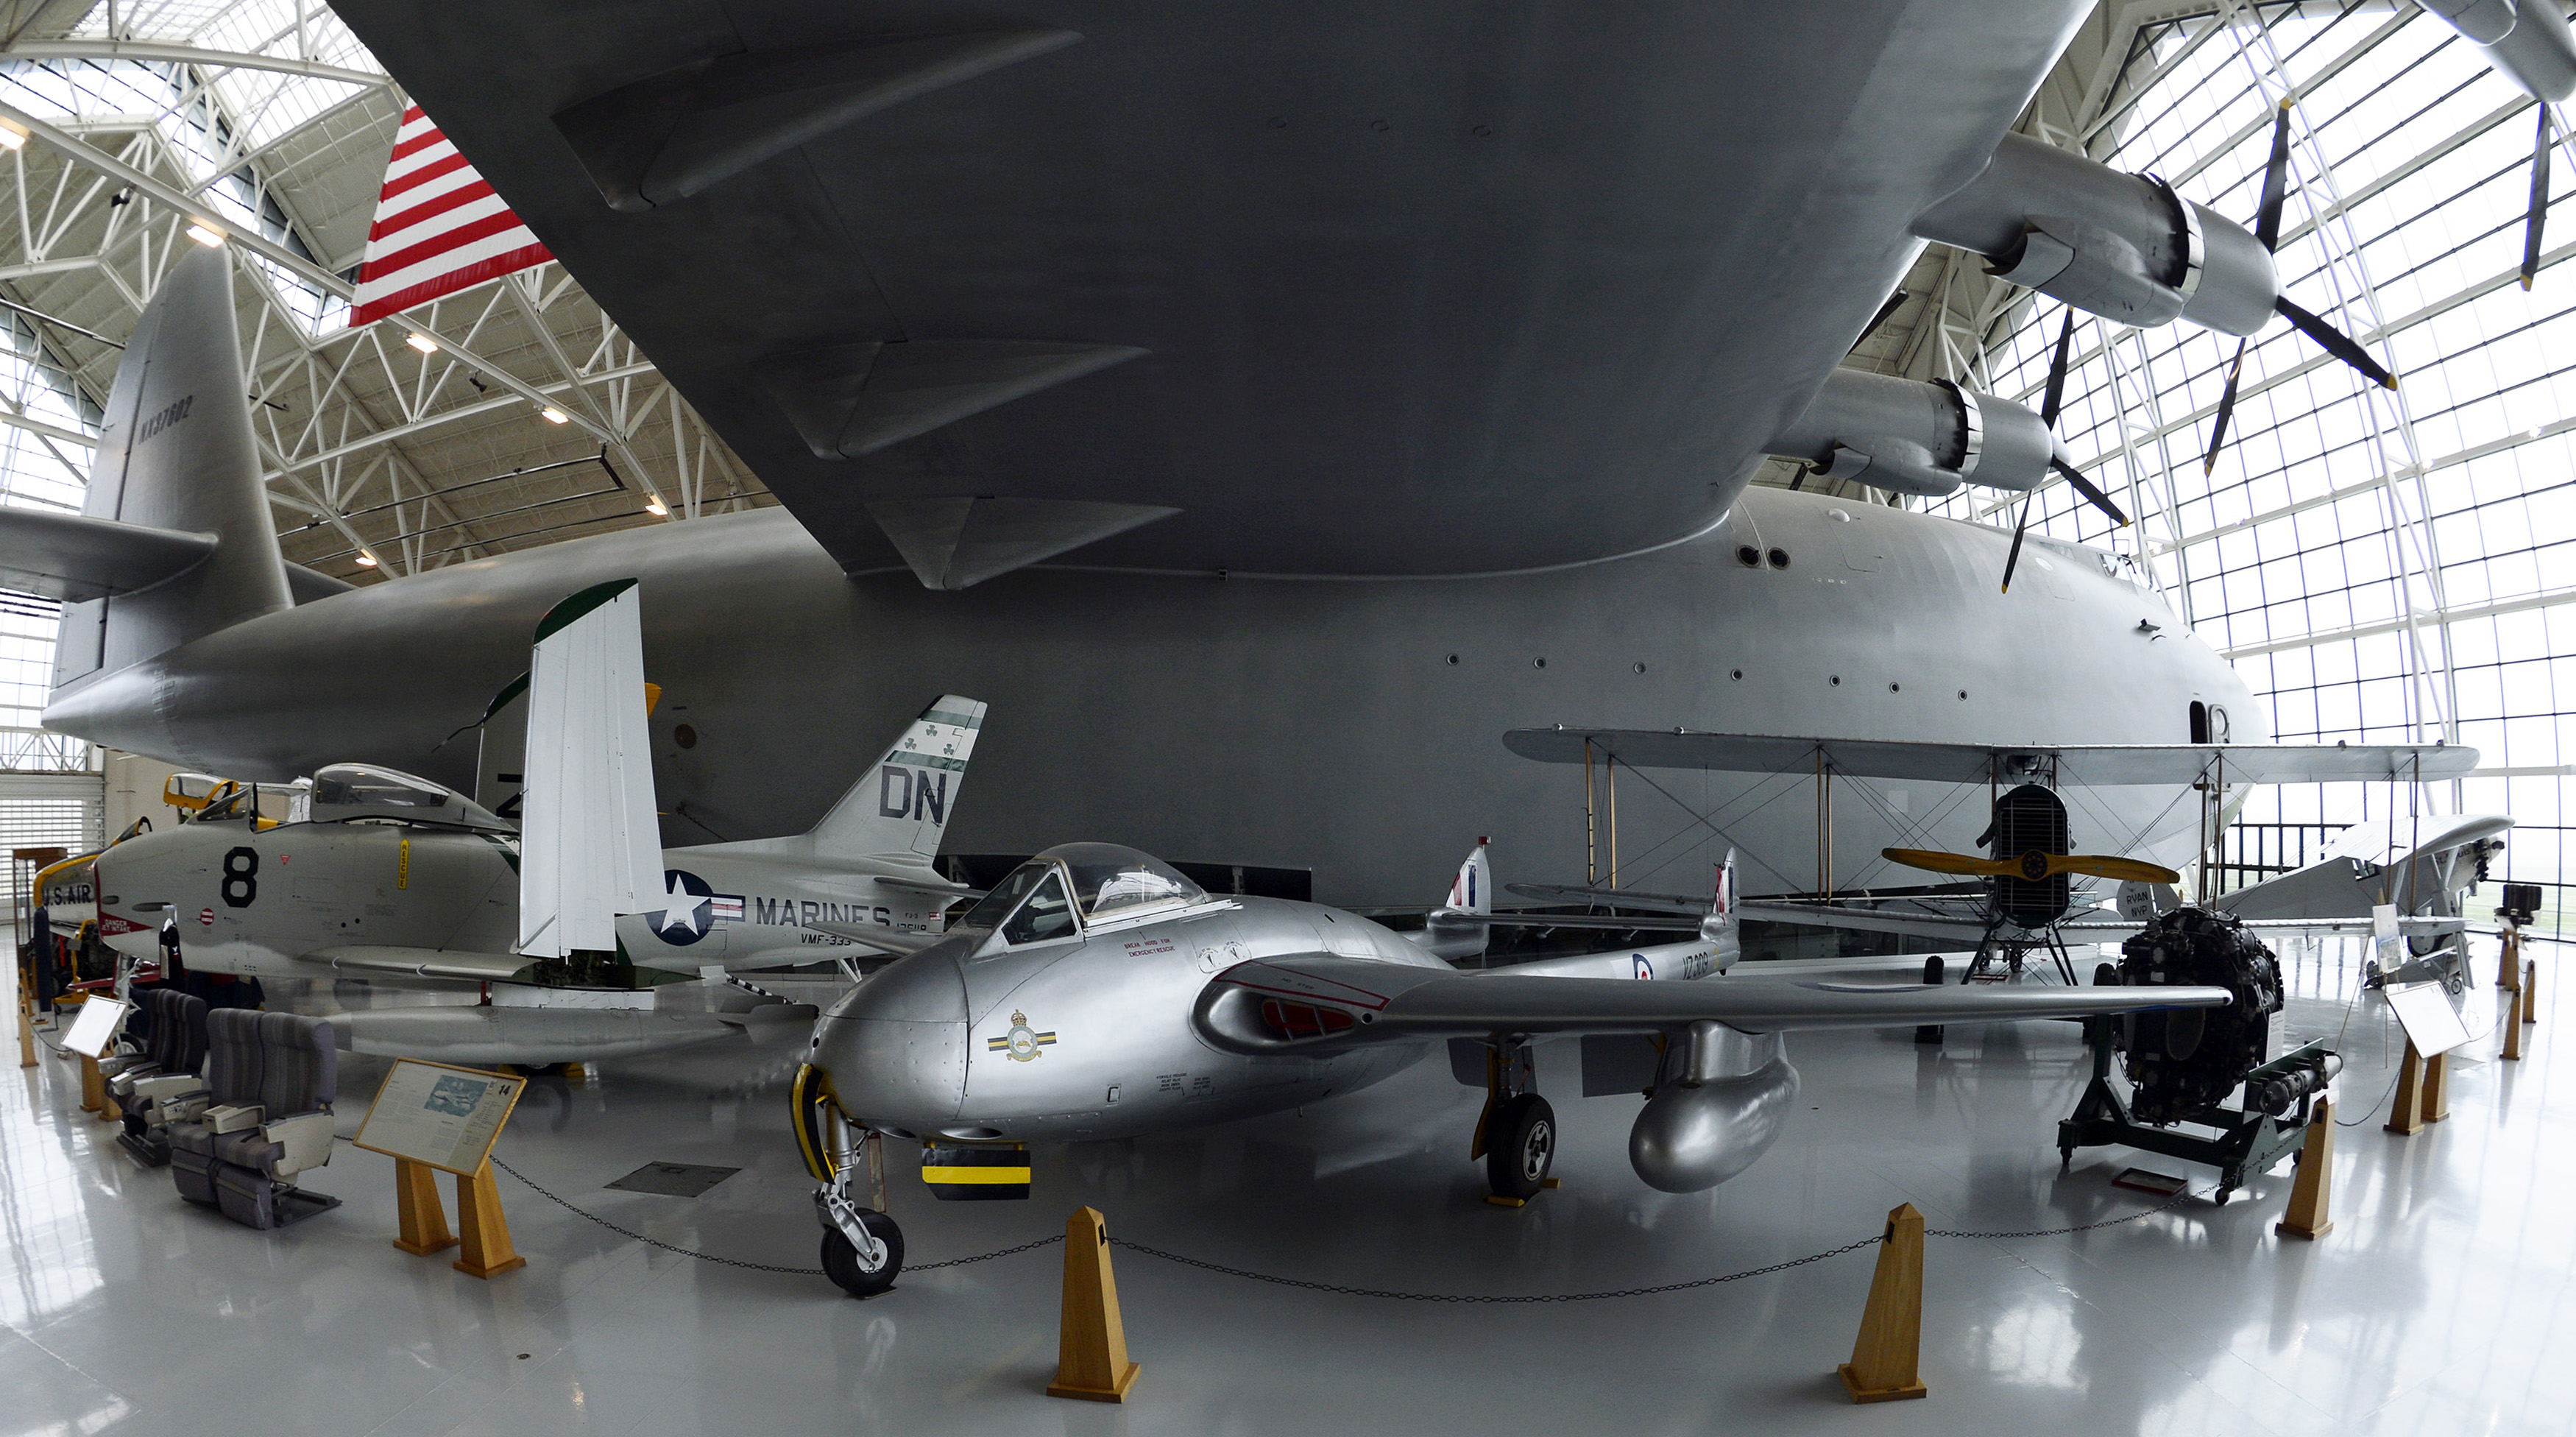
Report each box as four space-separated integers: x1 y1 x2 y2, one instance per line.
2 1 2572 1434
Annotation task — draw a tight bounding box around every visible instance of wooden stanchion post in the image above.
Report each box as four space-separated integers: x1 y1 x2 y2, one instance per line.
2526 958 2540 1027
2419 1051 2449 1124
2385 1041 2427 1136
1839 1203 1929 1403
77 1051 102 1112
2275 1098 2335 1240
18 996 35 1068
392 1157 458 1256
2499 930 2522 994
451 1161 526 1279
1047 1207 1141 1402
2505 989 2526 1060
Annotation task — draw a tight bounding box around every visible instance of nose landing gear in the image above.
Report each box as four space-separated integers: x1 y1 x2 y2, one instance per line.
819 1196 903 1297
799 1074 903 1297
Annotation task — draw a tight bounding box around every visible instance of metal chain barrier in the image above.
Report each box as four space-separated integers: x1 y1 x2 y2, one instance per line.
489 1155 2209 1296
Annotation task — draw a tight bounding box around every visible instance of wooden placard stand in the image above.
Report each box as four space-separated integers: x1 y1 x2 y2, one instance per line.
2275 1098 2334 1240
1839 1203 1929 1403
18 995 35 1068
353 1059 527 1280
1047 1207 1141 1402
78 1051 104 1113
2384 1041 2449 1134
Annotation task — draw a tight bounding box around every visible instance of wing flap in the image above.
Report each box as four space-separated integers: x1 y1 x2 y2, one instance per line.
1193 955 2229 1055
303 945 531 983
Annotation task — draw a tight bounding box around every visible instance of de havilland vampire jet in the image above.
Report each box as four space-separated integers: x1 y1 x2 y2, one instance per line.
790 840 2242 1296
24 0 2547 910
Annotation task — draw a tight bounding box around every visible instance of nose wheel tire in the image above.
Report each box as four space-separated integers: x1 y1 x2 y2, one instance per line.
821 1211 905 1297
1485 1092 1556 1201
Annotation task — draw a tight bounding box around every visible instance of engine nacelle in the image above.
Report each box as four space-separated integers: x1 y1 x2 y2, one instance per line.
1769 368 2058 498
1625 1023 1800 1193
2420 0 2576 101
1914 133 2275 337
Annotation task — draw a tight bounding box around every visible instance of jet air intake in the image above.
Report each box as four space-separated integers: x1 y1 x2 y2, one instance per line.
1767 369 2059 499
1913 133 2276 338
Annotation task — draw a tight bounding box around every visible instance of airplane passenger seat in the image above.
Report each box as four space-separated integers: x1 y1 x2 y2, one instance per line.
169 1010 342 1228
105 987 211 1165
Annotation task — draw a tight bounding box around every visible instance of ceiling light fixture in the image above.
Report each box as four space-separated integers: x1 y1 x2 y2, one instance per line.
405 333 439 354
0 122 27 150
355 552 378 568
539 406 568 424
185 223 224 247
645 498 669 516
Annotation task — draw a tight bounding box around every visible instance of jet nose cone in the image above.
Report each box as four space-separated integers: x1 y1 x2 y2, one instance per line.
811 948 969 1134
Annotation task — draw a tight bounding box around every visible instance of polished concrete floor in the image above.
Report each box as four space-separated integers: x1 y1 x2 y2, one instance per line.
4 940 2566 1437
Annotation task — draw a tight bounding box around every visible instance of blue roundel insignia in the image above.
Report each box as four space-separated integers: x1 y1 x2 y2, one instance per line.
648 869 715 945
1633 953 1653 980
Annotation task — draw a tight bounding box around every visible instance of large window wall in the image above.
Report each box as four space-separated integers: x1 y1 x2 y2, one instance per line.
1923 2 2574 932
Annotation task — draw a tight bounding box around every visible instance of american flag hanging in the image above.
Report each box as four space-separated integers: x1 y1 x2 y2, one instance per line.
346 105 552 328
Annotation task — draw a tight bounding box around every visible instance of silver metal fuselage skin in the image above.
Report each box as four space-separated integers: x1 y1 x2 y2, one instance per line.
813 897 1727 1145
47 488 2264 912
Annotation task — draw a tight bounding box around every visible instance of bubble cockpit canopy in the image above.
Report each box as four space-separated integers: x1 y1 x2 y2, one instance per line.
956 843 1208 934
307 763 512 832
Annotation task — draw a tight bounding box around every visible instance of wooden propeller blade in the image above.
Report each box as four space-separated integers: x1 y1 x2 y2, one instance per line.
2255 99 2294 253
2039 310 2076 429
1881 847 2014 878
2050 855 2184 884
1999 491 2032 594
2053 458 2128 527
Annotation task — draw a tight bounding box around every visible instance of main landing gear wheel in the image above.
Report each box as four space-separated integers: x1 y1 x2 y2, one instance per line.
821 1211 904 1298
1486 1092 1556 1201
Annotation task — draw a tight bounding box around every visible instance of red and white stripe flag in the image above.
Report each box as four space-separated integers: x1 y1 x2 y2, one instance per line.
347 105 552 328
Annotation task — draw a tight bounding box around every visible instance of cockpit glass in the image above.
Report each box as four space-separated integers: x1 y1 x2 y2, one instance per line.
1000 871 1078 946
196 789 250 824
957 861 1052 932
310 764 449 809
1051 843 1206 920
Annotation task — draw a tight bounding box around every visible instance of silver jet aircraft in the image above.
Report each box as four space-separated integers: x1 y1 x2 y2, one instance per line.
791 841 2233 1295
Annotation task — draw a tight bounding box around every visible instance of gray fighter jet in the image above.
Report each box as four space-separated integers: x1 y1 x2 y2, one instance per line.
793 841 2235 1295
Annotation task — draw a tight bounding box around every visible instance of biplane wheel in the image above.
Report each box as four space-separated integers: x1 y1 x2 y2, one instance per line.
1486 1093 1556 1202
821 1212 904 1298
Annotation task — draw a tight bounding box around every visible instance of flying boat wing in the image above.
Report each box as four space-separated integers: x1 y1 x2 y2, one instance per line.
1192 954 2228 1056
1504 729 2479 785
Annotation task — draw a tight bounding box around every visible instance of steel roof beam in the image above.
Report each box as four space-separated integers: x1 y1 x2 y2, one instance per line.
2 40 391 89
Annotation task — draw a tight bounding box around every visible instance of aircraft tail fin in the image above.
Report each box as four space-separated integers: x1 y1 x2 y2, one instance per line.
517 579 661 958
45 244 290 693
1445 838 1491 916
1702 851 1740 969
802 696 988 866
1416 838 1494 960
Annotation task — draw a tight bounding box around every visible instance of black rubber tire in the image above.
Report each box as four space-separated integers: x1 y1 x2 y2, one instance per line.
1485 1092 1556 1201
820 1211 905 1297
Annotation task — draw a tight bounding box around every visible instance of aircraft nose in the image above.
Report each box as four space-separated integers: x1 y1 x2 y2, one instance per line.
810 948 969 1134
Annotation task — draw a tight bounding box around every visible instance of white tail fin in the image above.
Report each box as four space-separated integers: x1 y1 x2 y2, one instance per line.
517 580 660 958
1701 851 1740 970
804 696 987 864
1417 838 1494 960
1446 838 1492 915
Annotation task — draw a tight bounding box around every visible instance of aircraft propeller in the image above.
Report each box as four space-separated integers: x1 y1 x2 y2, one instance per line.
2000 309 2129 594
2202 100 2399 478
2522 103 2553 293
1883 846 2182 886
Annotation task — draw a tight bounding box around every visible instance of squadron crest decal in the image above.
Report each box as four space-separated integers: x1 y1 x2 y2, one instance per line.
986 1010 1058 1062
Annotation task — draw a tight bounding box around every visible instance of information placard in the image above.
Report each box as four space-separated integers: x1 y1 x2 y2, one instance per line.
60 996 129 1059
2385 981 2472 1058
352 1059 526 1176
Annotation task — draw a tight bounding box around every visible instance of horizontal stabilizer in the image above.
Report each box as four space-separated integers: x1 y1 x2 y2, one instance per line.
804 921 946 957
760 339 1146 459
285 562 354 604
1504 727 2479 785
1193 954 2229 1055
0 507 213 601
869 496 1177 590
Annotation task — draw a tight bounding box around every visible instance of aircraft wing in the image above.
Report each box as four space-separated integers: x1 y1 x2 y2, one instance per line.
1504 728 2479 785
1729 901 2466 949
302 945 531 983
871 875 983 905
327 1 2081 580
804 922 949 957
1190 955 2229 1055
